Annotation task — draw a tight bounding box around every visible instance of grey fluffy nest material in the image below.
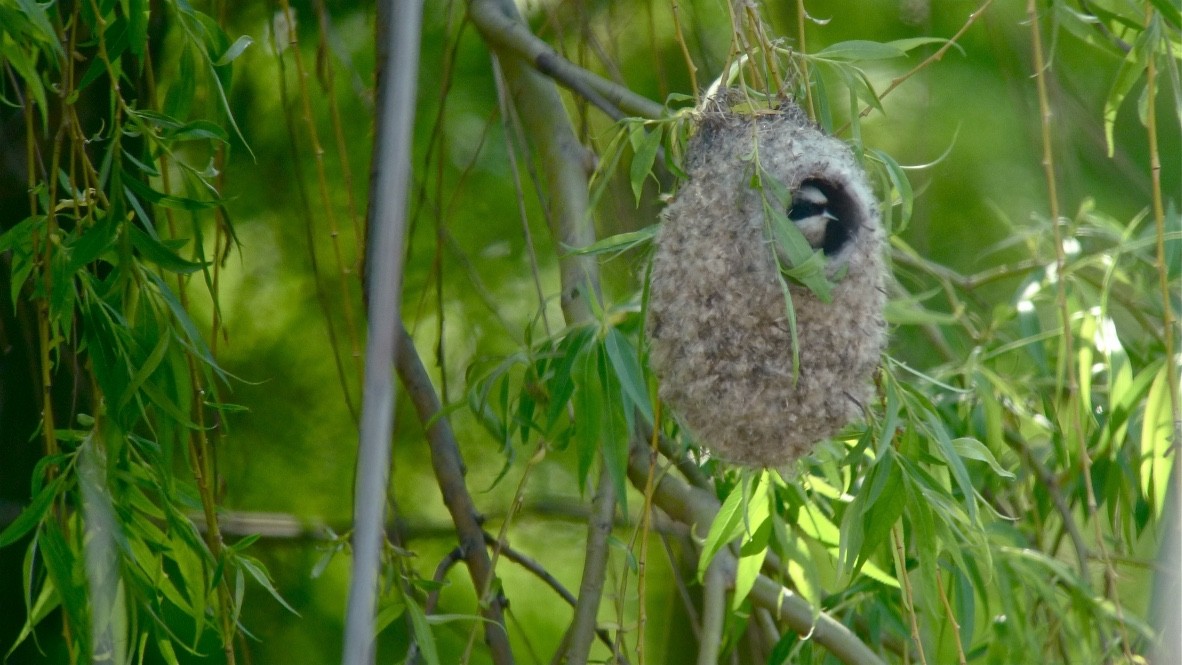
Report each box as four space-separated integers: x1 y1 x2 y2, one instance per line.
646 96 887 467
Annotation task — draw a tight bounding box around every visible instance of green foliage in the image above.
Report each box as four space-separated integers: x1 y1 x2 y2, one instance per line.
1 0 1178 664
0 1 286 663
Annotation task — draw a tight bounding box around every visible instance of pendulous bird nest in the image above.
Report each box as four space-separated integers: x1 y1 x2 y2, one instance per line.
646 95 887 467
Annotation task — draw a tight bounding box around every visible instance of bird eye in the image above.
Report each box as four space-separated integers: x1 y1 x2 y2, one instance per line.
787 184 827 221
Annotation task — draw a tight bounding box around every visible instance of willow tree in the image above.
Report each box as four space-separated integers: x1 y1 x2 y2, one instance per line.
0 1 1178 664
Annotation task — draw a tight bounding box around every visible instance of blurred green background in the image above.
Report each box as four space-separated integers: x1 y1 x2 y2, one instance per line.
1 0 1177 662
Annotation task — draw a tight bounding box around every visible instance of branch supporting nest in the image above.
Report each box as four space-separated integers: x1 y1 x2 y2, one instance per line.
468 0 666 120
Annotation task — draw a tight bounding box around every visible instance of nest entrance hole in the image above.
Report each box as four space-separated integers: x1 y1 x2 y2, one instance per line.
795 177 861 256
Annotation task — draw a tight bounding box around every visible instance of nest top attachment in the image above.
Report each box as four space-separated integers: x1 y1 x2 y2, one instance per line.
646 96 887 467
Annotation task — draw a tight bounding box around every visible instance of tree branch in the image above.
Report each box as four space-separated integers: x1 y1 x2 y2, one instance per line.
468 2 618 662
396 326 515 664
468 0 666 120
698 558 726 665
483 532 626 661
344 1 421 662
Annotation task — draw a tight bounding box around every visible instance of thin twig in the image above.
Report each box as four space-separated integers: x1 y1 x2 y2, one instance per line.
863 0 995 118
670 1 699 98
1001 429 1090 574
469 3 619 663
565 465 618 665
795 0 815 119
892 525 928 665
1144 4 1180 458
483 532 626 662
635 401 662 665
277 0 365 392
936 573 967 665
1027 2 1128 658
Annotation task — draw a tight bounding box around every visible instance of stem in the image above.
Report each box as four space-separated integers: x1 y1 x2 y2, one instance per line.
795 0 815 119
274 17 358 422
395 326 514 664
635 402 662 665
936 573 966 665
469 4 617 662
697 558 726 665
1145 7 1180 457
277 0 364 396
1026 3 1129 658
1025 5 1125 656
342 0 425 661
670 1 698 98
892 525 928 665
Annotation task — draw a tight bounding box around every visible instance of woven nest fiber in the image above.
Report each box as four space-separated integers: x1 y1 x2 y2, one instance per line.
646 97 887 467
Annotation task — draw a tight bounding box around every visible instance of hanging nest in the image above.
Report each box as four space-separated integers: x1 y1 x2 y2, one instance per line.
646 95 887 467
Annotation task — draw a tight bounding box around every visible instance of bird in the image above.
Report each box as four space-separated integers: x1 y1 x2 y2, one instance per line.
787 184 836 250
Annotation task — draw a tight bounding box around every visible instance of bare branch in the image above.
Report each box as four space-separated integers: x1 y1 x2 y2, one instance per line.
698 559 726 665
468 0 666 120
395 326 515 664
484 532 626 662
467 2 618 662
344 0 421 662
562 465 618 664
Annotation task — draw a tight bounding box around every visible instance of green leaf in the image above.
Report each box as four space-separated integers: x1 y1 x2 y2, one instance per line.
698 472 768 582
0 475 64 548
1140 362 1175 520
129 226 207 274
213 34 254 66
885 37 960 56
1166 201 1181 280
1147 0 1181 30
566 226 656 258
572 345 602 492
629 125 662 204
951 437 1015 480
405 597 441 665
543 326 595 433
123 173 220 212
235 554 300 615
928 414 978 522
40 520 91 657
869 148 913 234
1103 27 1150 157
5 566 60 661
68 214 120 271
0 215 38 254
884 297 957 326
168 119 230 144
603 328 652 425
597 346 629 515
733 517 770 610
13 0 65 59
814 40 907 61
698 481 748 582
